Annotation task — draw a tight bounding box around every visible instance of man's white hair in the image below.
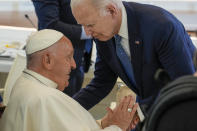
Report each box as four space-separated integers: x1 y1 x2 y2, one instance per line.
71 0 123 16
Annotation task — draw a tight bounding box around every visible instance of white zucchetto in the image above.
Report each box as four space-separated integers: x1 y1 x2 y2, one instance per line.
26 29 64 55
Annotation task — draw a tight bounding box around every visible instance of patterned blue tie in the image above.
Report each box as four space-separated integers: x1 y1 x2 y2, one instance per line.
85 39 92 53
115 35 136 87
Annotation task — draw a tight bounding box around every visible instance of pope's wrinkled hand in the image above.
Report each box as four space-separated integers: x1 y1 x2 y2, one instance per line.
101 95 138 131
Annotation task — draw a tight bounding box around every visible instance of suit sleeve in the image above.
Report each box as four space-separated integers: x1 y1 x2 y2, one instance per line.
73 47 118 110
32 0 82 40
156 20 196 80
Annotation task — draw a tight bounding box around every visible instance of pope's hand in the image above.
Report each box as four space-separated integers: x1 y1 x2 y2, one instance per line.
101 95 138 131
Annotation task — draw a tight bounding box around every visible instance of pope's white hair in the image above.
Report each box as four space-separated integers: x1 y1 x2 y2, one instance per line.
71 0 123 16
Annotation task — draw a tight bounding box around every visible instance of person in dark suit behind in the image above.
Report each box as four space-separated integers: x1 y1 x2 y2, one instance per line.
0 96 5 118
70 0 196 114
32 0 92 96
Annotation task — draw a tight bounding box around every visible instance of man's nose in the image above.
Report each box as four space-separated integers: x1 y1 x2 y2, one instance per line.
71 58 76 70
84 26 93 36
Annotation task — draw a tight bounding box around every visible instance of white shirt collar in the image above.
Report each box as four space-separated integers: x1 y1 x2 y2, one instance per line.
118 5 128 40
23 69 58 89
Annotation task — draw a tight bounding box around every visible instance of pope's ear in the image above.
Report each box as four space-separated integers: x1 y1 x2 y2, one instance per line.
42 52 54 70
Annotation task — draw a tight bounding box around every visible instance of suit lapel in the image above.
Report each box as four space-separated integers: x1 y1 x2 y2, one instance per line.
123 2 144 95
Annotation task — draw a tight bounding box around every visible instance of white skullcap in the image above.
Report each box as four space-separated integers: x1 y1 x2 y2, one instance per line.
26 29 64 55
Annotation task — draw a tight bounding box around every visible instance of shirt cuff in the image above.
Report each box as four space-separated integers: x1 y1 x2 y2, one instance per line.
81 26 92 39
137 105 145 122
96 119 103 128
96 119 122 131
104 125 122 131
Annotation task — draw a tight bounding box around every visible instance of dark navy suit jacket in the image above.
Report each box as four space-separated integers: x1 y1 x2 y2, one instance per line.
73 2 196 112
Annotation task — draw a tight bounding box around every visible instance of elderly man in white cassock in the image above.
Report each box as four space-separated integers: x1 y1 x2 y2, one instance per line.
0 29 138 131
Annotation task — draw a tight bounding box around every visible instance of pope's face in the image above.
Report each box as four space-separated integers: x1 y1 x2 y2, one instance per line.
72 2 120 41
52 37 76 91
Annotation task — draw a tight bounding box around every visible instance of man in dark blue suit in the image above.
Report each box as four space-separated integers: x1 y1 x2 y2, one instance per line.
0 95 5 118
32 0 92 96
71 0 196 114
0 96 2 106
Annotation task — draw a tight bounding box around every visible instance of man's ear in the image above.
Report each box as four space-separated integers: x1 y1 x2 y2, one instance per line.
106 3 118 17
42 53 54 70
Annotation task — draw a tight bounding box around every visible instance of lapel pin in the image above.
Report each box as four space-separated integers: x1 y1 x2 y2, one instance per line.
135 40 140 45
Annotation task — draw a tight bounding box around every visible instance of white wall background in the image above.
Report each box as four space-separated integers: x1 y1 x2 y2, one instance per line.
0 0 34 11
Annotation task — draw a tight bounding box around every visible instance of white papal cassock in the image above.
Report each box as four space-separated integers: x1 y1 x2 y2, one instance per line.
0 69 122 131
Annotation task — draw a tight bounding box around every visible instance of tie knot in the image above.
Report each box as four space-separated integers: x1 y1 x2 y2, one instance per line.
114 35 122 44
